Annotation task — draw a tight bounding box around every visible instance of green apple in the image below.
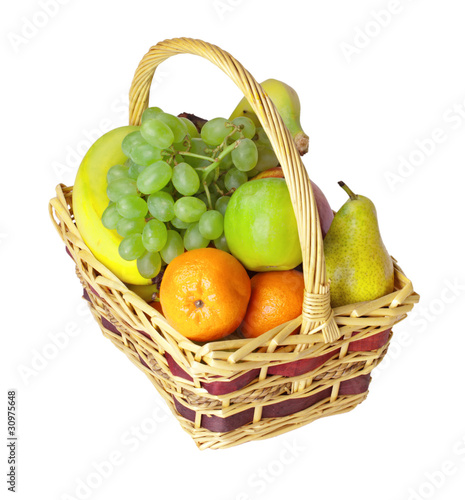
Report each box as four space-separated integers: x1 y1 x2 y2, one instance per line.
224 178 302 271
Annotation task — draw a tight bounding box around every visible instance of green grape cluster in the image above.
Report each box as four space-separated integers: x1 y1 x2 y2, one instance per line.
101 107 278 280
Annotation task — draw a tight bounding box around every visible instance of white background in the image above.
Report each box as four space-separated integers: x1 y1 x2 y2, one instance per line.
2 1 465 499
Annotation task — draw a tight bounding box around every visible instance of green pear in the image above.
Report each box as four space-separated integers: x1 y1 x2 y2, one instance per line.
324 182 394 308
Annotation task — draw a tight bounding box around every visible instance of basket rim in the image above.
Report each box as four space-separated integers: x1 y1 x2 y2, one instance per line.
49 183 419 379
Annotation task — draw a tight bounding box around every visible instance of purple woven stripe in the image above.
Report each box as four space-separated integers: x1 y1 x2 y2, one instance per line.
173 374 372 432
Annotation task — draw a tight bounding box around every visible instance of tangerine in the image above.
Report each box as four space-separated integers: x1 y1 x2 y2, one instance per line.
159 248 251 342
241 270 304 338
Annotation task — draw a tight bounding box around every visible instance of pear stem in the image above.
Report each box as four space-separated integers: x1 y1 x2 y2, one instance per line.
338 181 358 200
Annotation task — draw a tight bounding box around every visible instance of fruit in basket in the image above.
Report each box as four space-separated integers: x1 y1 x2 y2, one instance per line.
229 79 309 155
159 248 251 342
72 125 153 285
252 166 334 237
241 270 305 338
324 182 394 307
92 107 283 281
223 178 302 271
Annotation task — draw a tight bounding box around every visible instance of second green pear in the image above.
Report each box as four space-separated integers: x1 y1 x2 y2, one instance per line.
324 182 394 308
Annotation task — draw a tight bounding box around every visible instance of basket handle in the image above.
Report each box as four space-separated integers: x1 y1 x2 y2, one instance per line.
129 37 339 344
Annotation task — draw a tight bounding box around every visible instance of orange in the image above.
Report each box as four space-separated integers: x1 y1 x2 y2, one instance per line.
241 270 304 338
159 248 251 342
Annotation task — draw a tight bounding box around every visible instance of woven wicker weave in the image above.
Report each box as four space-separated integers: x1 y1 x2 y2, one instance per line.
49 38 419 450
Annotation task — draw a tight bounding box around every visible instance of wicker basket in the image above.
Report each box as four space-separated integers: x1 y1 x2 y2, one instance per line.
49 38 419 450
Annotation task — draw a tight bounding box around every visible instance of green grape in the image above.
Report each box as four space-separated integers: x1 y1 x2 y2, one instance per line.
255 146 279 172
214 176 226 193
224 168 247 192
160 230 184 264
130 143 163 166
172 162 200 196
170 217 190 229
231 117 256 141
107 164 129 183
137 251 162 279
107 178 138 202
116 195 148 219
232 138 258 172
180 117 200 138
141 106 163 123
116 217 146 237
196 192 209 207
101 203 122 230
197 190 219 209
173 197 206 223
118 233 145 261
122 131 146 157
254 127 272 148
156 113 188 143
142 219 168 252
215 196 230 216
218 152 233 171
126 159 146 180
137 161 172 194
201 117 233 146
184 138 210 168
209 186 224 204
246 168 259 179
209 186 221 205
140 119 174 149
252 128 279 170
184 223 210 251
214 233 230 253
147 191 174 222
198 210 223 240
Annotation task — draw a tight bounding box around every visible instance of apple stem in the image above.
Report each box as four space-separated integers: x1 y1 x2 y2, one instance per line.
338 181 358 200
